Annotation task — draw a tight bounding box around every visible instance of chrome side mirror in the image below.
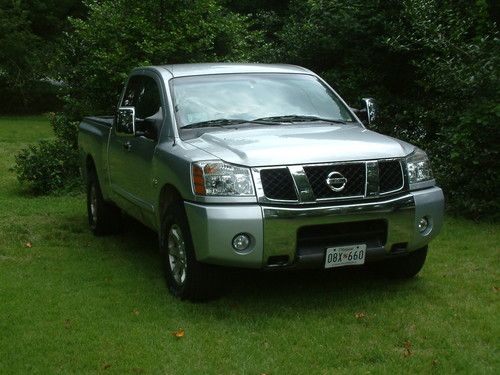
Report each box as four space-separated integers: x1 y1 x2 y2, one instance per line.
361 97 377 126
116 107 136 136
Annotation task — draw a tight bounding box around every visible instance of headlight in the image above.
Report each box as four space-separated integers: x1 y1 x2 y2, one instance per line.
192 161 254 196
406 148 434 186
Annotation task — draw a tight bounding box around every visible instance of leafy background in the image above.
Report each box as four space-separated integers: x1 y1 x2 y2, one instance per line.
1 0 498 219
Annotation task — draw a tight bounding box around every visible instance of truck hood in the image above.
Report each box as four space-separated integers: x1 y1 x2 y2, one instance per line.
184 124 415 167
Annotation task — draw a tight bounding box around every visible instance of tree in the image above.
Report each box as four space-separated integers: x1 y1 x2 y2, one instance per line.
13 0 264 193
12 0 499 219
385 0 499 218
0 1 43 110
262 0 499 219
57 0 264 117
0 0 85 113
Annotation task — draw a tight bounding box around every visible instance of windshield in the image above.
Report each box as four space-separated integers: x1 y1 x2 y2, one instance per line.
170 73 355 128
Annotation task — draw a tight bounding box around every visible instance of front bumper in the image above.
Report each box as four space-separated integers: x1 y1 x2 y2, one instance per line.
184 187 444 269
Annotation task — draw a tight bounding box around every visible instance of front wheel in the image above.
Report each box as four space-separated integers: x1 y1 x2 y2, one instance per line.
377 246 428 278
161 202 221 301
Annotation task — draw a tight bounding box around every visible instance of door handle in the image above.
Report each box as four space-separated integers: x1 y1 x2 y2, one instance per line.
122 141 132 151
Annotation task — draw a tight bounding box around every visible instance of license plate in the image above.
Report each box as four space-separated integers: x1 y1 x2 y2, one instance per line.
324 244 366 268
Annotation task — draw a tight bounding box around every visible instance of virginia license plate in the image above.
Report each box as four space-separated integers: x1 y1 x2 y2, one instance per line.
324 244 367 268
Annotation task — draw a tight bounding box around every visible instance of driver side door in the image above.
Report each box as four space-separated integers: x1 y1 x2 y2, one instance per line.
108 73 164 225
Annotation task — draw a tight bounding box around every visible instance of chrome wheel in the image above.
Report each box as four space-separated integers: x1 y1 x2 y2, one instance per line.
89 184 98 228
168 224 187 286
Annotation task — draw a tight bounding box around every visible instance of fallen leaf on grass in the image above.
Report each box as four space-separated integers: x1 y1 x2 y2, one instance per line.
172 328 185 338
133 308 140 316
493 286 499 292
355 312 366 319
25 242 32 248
432 359 438 367
403 340 412 357
102 363 111 370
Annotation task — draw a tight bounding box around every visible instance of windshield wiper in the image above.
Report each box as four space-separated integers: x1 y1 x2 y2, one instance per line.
180 115 348 129
253 115 347 124
180 118 274 129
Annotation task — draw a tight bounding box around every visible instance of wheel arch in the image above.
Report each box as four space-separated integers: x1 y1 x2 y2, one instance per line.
82 154 97 184
84 154 110 200
159 183 183 220
85 154 96 174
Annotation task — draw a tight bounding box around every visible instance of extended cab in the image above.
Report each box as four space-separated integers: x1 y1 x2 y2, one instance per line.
79 63 444 300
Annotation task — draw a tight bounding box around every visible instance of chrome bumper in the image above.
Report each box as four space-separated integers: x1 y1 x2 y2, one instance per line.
184 187 444 269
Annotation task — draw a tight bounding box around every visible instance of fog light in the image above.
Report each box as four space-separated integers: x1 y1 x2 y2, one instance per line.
418 217 429 233
232 233 251 252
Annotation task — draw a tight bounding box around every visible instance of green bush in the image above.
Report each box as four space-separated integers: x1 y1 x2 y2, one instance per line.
264 0 499 220
13 113 81 195
434 103 500 220
13 139 80 195
48 112 79 149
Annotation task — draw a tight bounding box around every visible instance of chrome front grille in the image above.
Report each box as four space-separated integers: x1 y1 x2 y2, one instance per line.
303 163 366 199
378 160 404 194
260 168 298 201
255 159 405 204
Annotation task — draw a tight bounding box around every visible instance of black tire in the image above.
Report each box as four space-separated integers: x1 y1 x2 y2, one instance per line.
160 201 221 301
377 246 428 278
86 169 122 236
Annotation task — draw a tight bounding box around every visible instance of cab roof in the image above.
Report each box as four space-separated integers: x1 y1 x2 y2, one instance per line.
154 63 314 78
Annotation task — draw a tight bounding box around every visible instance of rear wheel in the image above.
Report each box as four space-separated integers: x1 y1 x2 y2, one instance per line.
86 169 122 235
161 201 221 301
377 246 428 278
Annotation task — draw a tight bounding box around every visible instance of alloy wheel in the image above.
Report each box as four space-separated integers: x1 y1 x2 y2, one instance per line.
168 224 188 286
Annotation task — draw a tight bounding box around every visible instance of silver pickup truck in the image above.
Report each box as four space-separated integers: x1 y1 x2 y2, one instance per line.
79 63 444 300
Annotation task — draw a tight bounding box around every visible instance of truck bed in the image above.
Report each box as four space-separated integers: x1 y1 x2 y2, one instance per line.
78 116 114 195
82 116 114 127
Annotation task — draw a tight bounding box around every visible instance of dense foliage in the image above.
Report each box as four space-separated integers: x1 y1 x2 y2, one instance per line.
262 0 499 218
12 114 80 194
58 0 263 116
0 0 85 113
385 0 499 219
8 0 499 219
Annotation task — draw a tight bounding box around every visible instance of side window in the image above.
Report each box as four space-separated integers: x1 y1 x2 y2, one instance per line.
135 77 162 119
121 75 162 119
119 75 164 139
121 76 141 107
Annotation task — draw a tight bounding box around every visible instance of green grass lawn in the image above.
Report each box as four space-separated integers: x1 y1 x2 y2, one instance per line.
0 116 499 374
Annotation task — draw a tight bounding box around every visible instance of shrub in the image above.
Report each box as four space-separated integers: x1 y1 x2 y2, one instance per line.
48 112 79 149
13 113 81 195
13 140 80 195
268 0 499 220
434 103 500 221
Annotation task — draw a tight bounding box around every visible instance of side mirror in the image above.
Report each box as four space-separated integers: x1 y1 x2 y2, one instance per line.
351 98 377 127
116 107 136 136
361 97 377 126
